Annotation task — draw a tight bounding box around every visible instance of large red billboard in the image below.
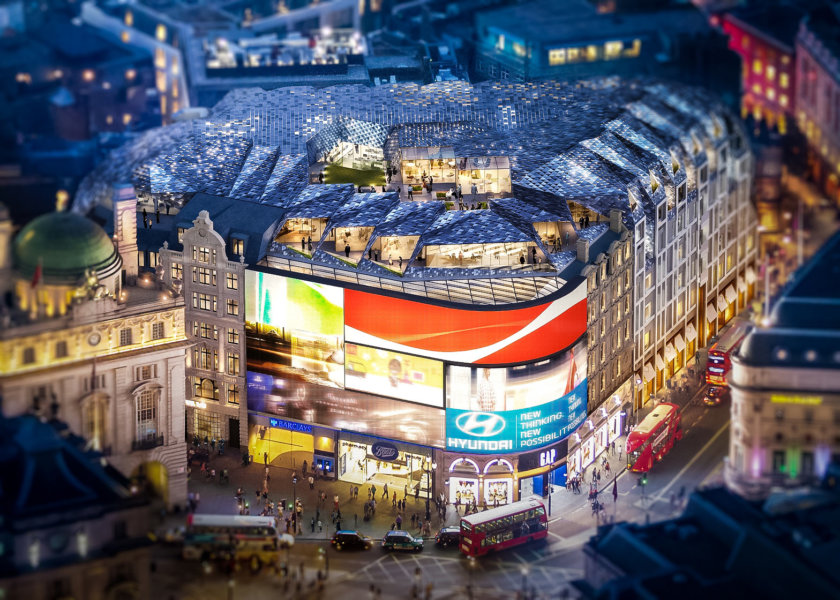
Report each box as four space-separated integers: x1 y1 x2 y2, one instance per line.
344 279 586 365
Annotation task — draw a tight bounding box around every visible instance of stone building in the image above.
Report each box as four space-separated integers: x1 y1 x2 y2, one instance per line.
160 209 248 449
0 189 189 508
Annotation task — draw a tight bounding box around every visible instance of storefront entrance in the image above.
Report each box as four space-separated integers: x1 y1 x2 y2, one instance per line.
338 434 433 497
249 420 314 471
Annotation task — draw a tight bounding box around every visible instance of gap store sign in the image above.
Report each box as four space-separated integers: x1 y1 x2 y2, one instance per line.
445 380 587 453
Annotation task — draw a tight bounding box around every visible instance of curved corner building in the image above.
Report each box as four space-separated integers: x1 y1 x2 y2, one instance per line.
81 78 757 503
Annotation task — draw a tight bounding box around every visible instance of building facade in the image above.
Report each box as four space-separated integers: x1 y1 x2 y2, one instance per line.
726 231 840 500
795 4 840 205
0 190 189 508
723 5 801 132
79 78 755 500
160 210 248 450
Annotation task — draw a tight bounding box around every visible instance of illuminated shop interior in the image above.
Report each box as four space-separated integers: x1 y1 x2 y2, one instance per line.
422 241 544 269
274 217 329 253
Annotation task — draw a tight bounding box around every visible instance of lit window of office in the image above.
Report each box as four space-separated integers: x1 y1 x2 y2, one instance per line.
548 49 565 65
752 59 762 74
604 41 622 60
780 72 789 88
766 65 776 81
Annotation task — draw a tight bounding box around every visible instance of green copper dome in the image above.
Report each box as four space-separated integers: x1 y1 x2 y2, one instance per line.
13 212 119 284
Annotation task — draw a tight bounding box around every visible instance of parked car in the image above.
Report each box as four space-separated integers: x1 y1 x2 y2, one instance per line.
703 386 729 406
382 530 424 552
330 530 373 551
434 526 460 548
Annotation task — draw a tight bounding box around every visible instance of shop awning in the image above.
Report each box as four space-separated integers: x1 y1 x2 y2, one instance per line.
725 285 737 304
738 276 746 291
717 294 727 313
643 362 655 382
706 303 718 322
655 352 665 371
675 333 686 352
746 266 756 284
686 322 697 341
664 343 677 362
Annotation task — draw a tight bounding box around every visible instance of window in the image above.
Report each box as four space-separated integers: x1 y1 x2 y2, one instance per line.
22 347 35 364
227 329 240 344
55 341 68 359
226 272 239 290
226 298 239 316
752 59 762 75
136 390 158 441
171 262 183 281
193 293 217 312
196 322 218 340
780 72 789 89
644 301 652 320
136 365 157 381
192 246 214 263
548 48 565 65
119 328 133 346
228 384 240 405
772 450 786 474
83 375 106 392
177 228 185 243
766 64 776 81
151 322 165 340
227 352 240 376
194 347 215 370
192 267 216 285
604 40 622 60
194 378 219 400
231 238 244 256
643 330 650 348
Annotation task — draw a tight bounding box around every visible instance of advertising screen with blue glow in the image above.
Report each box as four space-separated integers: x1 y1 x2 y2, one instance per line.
445 340 587 453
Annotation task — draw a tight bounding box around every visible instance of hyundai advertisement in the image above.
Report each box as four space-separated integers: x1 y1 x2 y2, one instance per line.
445 340 587 453
445 379 587 453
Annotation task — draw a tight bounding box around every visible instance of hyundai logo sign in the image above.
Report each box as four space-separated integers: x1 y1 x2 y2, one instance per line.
370 441 400 462
455 412 506 437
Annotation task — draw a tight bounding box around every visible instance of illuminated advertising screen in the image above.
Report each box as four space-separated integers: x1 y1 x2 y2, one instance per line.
344 278 586 365
247 371 446 448
344 343 444 407
245 271 345 387
445 340 587 453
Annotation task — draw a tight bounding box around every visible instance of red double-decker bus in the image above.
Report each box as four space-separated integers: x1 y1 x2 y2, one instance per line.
459 497 547 557
626 402 682 473
706 321 751 387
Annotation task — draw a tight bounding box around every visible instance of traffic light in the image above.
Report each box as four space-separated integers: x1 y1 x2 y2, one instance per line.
642 473 648 486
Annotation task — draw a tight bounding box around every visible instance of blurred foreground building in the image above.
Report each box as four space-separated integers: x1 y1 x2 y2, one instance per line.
726 230 840 500
0 415 151 600
575 485 840 598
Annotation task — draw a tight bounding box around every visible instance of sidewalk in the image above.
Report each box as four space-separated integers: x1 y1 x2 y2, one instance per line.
175 452 456 542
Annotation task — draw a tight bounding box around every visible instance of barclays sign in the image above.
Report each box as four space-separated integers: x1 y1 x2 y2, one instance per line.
370 441 400 462
446 379 588 454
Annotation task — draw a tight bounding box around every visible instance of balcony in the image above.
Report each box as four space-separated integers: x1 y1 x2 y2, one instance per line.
132 435 164 451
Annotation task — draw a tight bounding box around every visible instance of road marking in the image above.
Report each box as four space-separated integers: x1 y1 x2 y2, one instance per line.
651 419 730 503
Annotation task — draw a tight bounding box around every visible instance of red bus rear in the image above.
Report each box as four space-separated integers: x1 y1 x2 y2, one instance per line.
459 497 547 557
626 402 682 473
706 321 751 387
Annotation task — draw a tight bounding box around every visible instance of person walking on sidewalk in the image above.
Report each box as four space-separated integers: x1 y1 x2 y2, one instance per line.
309 475 314 490
382 483 389 499
396 514 402 530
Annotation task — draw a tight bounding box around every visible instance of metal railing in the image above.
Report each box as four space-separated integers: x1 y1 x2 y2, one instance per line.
132 436 164 451
260 252 568 305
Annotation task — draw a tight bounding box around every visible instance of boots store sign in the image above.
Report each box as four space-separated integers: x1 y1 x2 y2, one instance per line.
371 441 400 461
445 380 587 454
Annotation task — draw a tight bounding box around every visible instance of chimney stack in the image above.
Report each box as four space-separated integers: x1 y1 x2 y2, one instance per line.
113 183 139 284
576 238 589 264
610 208 623 233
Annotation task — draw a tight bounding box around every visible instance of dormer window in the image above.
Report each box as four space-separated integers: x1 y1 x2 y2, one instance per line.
232 238 244 257
649 173 660 193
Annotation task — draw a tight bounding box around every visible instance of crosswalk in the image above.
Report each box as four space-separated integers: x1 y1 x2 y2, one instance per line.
342 539 586 598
